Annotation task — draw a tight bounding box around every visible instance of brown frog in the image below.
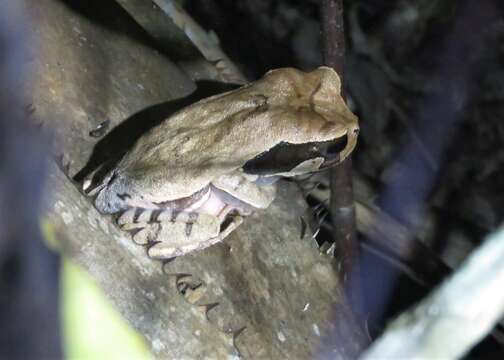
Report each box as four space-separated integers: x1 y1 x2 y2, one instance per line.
86 67 359 258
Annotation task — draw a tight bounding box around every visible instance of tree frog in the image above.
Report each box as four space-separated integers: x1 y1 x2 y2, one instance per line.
85 67 359 258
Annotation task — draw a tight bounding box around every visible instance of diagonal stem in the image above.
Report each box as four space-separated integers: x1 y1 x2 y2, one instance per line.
320 0 368 351
320 0 359 291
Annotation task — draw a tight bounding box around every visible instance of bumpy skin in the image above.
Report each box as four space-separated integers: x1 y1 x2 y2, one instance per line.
91 67 359 258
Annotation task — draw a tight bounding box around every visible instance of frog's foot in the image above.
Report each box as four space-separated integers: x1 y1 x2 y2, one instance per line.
117 207 243 258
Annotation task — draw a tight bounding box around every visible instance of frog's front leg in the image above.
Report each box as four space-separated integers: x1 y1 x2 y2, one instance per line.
117 207 243 258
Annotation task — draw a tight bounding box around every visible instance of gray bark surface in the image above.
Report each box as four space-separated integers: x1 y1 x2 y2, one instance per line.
25 0 358 357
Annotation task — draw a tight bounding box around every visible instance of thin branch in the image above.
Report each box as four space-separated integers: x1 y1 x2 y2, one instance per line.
320 0 368 351
320 0 360 301
321 0 346 74
362 226 504 359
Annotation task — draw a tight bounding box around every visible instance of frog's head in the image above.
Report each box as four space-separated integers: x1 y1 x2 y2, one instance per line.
237 66 359 178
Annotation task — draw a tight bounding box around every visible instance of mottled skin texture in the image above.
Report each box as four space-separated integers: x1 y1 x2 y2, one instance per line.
90 67 359 258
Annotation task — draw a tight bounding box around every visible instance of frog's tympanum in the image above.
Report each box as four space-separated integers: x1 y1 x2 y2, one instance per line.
87 67 359 258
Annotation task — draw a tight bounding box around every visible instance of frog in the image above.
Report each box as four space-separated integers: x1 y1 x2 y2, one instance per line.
84 67 359 259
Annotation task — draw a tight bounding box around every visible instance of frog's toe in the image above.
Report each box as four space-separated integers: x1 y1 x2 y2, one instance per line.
147 236 213 258
117 207 156 224
117 207 201 225
148 242 185 259
120 222 160 245
117 208 244 258
147 216 245 259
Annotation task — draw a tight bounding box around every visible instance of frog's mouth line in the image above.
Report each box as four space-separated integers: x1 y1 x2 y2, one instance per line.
319 129 359 170
242 130 357 176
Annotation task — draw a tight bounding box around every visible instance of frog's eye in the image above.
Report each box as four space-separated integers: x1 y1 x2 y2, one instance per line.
242 138 347 176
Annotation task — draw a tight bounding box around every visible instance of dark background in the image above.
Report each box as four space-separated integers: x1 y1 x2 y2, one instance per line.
1 0 503 358
184 0 504 355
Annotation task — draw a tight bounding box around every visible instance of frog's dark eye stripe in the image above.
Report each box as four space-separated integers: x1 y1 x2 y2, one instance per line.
242 138 346 175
